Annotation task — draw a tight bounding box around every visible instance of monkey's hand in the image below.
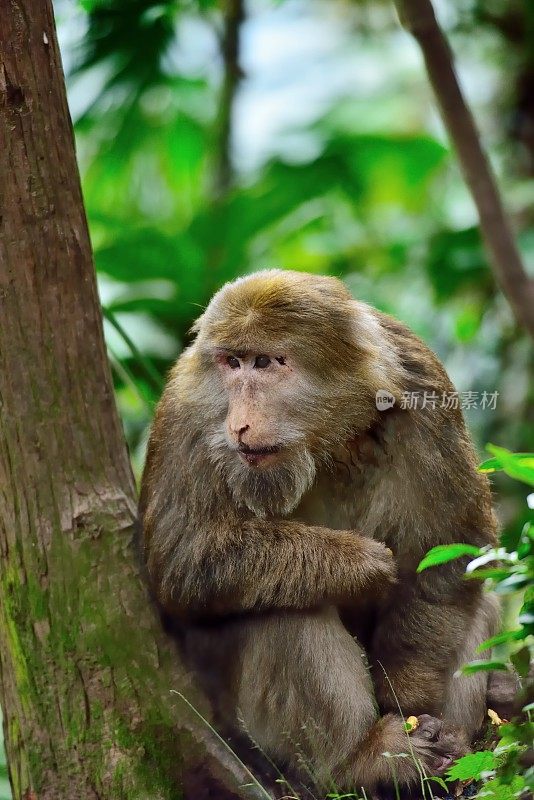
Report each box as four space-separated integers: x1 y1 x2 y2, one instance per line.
345 536 397 598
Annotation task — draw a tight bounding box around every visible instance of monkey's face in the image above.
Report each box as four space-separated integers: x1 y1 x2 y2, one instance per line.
188 269 394 517
216 349 304 464
206 348 318 517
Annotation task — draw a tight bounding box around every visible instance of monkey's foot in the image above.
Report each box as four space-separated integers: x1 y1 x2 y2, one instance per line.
411 714 468 775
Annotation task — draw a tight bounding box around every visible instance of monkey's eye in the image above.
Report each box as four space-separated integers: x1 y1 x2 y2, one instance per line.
254 355 271 369
227 355 240 369
275 357 286 365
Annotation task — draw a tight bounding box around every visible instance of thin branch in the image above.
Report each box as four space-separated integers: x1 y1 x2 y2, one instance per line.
393 0 534 339
213 0 245 197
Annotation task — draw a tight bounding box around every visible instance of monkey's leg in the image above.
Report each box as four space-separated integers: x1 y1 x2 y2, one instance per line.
443 593 501 736
237 607 464 792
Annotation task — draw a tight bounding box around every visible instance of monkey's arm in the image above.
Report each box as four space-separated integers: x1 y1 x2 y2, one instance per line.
143 514 396 619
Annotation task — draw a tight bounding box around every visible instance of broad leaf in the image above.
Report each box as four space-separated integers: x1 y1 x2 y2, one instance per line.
485 446 534 487
446 749 495 780
417 544 481 573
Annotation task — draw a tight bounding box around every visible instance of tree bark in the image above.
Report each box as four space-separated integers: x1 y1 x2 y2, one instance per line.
393 0 534 339
0 2 261 799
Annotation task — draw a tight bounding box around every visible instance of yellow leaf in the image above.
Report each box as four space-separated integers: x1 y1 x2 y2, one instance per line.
487 708 505 725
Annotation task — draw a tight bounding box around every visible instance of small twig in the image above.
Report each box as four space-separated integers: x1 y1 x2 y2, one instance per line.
393 0 534 339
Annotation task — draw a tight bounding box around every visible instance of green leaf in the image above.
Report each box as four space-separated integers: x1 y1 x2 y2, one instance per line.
454 302 483 342
446 749 495 780
326 794 360 799
465 568 512 581
459 659 508 675
476 776 526 800
477 629 524 652
485 446 534 487
417 544 481 572
479 457 501 474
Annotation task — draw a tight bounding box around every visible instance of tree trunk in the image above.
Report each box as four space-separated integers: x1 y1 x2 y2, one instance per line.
0 3 260 798
213 0 245 196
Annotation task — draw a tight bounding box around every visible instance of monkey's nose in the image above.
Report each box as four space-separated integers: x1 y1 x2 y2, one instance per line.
228 422 250 441
237 424 250 439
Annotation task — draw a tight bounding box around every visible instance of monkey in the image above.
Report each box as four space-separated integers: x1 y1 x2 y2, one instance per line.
139 269 500 794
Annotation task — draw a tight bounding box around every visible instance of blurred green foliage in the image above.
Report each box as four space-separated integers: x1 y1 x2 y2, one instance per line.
54 0 533 527
54 0 534 516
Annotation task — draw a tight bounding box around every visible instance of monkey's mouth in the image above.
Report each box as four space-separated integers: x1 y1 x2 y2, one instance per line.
237 444 281 466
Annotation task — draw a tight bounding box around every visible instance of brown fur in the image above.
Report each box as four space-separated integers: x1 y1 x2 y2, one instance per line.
140 270 499 793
